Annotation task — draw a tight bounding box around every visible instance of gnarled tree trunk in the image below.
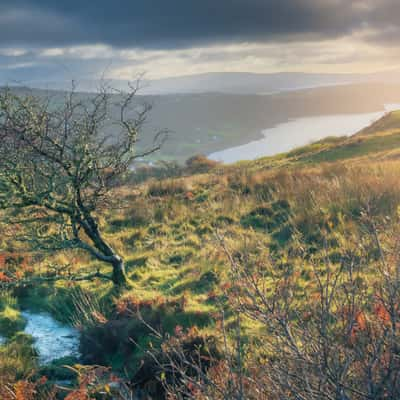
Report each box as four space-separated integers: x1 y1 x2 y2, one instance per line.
111 256 128 286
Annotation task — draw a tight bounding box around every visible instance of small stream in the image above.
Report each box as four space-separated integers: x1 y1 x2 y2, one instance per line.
0 311 81 365
21 311 81 364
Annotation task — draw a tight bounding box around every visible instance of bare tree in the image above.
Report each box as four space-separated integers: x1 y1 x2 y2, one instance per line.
0 83 165 286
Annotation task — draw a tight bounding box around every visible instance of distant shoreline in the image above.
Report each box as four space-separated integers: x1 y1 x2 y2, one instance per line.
208 104 398 163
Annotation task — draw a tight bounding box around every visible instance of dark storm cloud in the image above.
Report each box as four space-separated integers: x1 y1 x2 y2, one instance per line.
0 0 397 49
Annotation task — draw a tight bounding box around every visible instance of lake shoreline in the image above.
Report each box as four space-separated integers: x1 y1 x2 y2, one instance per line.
208 104 400 164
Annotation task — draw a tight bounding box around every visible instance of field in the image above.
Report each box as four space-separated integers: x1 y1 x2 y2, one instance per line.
2 110 400 398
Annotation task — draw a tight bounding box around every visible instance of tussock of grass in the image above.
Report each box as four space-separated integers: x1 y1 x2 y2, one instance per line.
0 306 26 337
0 333 37 380
0 293 26 338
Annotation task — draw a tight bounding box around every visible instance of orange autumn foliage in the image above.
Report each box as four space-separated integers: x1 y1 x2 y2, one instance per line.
374 303 392 327
0 271 12 282
14 381 37 400
65 389 89 400
355 311 367 331
0 252 32 283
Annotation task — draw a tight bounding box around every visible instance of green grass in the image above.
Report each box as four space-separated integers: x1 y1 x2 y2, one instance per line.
237 110 400 170
3 109 400 388
358 110 400 135
0 293 26 338
0 306 26 337
302 132 400 163
0 333 37 379
0 294 36 384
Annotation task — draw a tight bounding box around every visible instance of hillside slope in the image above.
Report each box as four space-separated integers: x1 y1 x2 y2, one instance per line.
238 109 400 172
2 113 400 397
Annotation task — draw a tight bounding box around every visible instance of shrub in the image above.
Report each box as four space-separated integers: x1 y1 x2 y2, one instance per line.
185 154 219 173
133 331 222 399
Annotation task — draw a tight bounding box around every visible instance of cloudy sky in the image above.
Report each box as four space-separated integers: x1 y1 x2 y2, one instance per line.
1 0 400 85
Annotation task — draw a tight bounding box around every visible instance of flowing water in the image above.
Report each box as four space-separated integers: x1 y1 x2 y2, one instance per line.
209 104 400 163
0 311 80 365
21 311 81 364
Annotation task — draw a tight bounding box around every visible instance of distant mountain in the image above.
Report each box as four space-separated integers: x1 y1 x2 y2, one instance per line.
20 69 400 95
143 69 400 95
141 72 362 95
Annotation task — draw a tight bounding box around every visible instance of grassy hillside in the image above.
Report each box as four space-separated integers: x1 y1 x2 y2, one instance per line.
2 111 400 398
237 109 400 170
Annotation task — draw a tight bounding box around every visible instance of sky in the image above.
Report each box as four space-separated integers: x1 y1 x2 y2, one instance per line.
1 0 400 85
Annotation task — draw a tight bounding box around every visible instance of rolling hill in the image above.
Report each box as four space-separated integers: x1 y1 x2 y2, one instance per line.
7 82 400 163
